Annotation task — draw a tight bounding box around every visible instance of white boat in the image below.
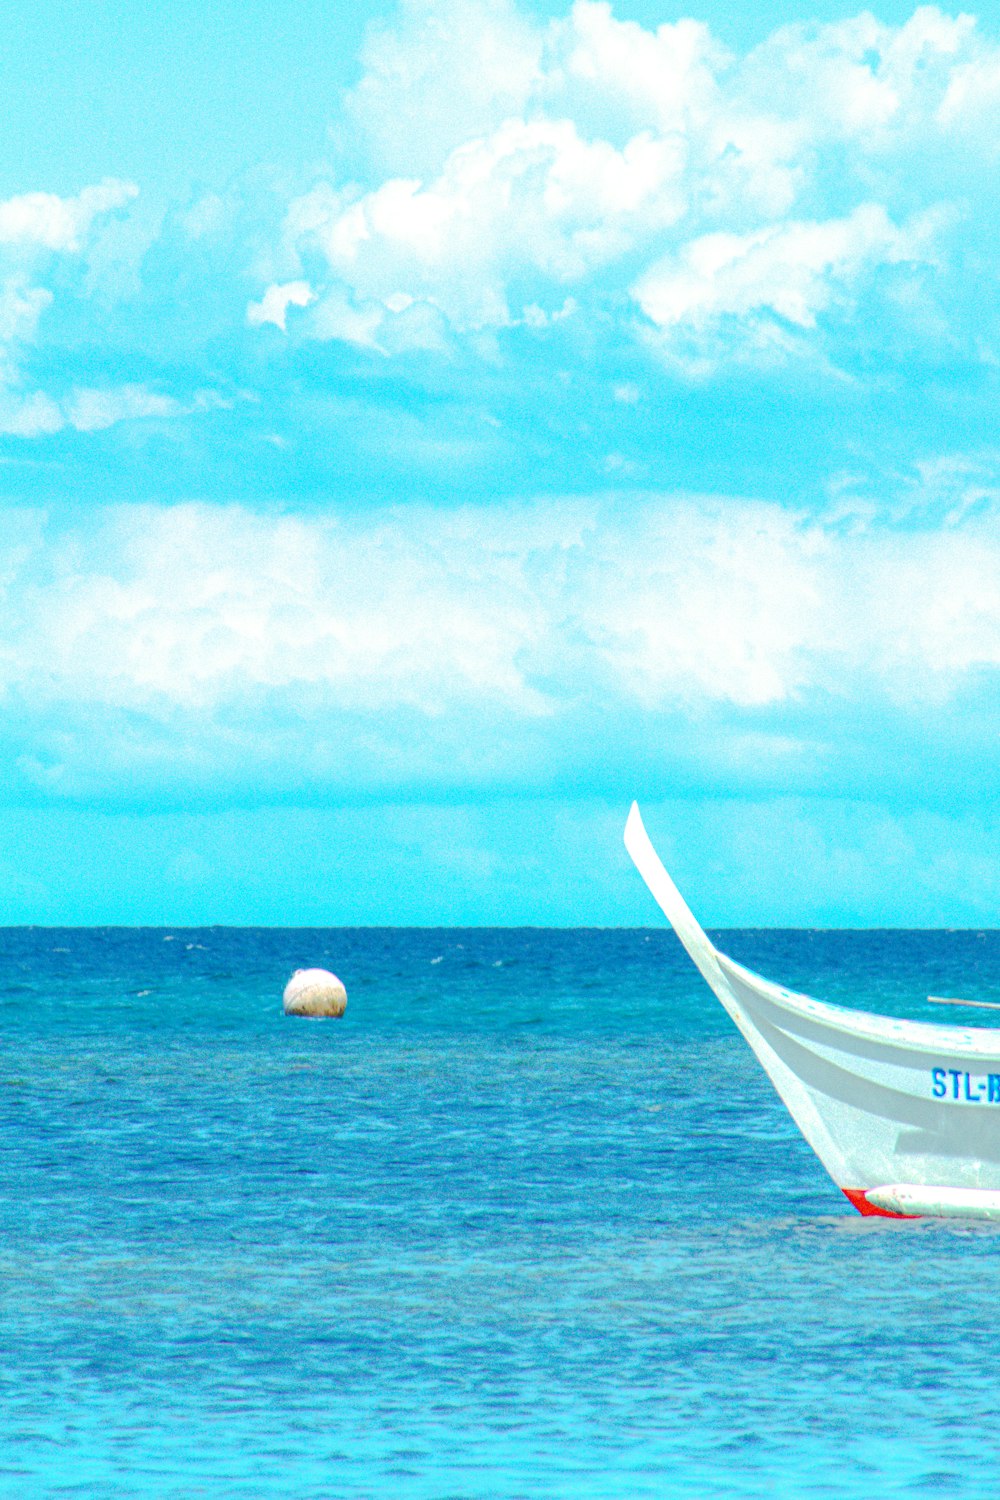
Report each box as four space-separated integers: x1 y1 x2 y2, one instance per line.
625 802 1000 1221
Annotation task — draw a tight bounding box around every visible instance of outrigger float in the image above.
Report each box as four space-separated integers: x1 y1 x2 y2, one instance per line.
625 803 1000 1222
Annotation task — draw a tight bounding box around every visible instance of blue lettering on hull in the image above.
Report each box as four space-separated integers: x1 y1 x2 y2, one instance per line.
931 1068 1000 1101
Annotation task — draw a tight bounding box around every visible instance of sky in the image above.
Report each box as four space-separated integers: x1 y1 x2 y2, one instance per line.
3 0 1000 925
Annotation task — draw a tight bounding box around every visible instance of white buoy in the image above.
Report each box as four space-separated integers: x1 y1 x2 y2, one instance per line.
283 968 347 1018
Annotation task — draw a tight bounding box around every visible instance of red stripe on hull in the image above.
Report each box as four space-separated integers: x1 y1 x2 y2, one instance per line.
842 1187 917 1219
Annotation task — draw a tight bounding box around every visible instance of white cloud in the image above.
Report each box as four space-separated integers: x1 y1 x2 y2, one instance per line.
248 0 1000 369
345 0 543 176
0 383 196 439
308 287 395 350
734 8 977 148
285 115 686 334
0 504 560 748
541 3 725 143
938 46 1000 137
0 485 999 803
0 390 63 438
0 489 998 723
577 501 822 707
0 279 52 344
0 280 53 388
633 203 934 356
246 280 315 331
0 179 147 437
0 179 138 253
65 385 184 433
861 531 1000 678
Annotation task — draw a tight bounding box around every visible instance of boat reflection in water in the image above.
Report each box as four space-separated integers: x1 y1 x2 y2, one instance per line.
625 802 1000 1221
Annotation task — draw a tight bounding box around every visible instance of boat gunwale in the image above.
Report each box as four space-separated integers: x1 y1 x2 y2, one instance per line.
717 950 1000 1059
624 800 1000 1060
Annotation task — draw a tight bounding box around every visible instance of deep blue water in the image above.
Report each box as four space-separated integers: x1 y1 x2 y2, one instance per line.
3 927 1000 1497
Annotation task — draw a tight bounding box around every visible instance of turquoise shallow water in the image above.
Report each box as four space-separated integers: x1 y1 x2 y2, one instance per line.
3 928 1000 1497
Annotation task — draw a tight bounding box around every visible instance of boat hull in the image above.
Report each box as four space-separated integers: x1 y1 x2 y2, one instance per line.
624 803 1000 1219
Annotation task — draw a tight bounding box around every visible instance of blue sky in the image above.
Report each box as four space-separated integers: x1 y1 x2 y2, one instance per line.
3 0 1000 924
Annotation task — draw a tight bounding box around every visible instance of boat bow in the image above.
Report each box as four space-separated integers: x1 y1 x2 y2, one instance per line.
624 802 1000 1219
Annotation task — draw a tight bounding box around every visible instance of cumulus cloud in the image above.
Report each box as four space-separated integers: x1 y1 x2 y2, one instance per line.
0 177 152 437
0 489 999 805
247 0 1000 370
632 203 939 367
246 280 315 331
0 390 63 438
65 385 185 432
0 382 192 438
0 279 52 345
635 206 920 330
0 179 137 252
0 279 54 395
733 8 977 147
5 3 1000 466
344 0 543 176
0 180 224 442
291 117 685 333
939 46 1000 134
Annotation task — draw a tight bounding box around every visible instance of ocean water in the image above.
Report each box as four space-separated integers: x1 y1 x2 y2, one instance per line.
3 927 1000 1497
